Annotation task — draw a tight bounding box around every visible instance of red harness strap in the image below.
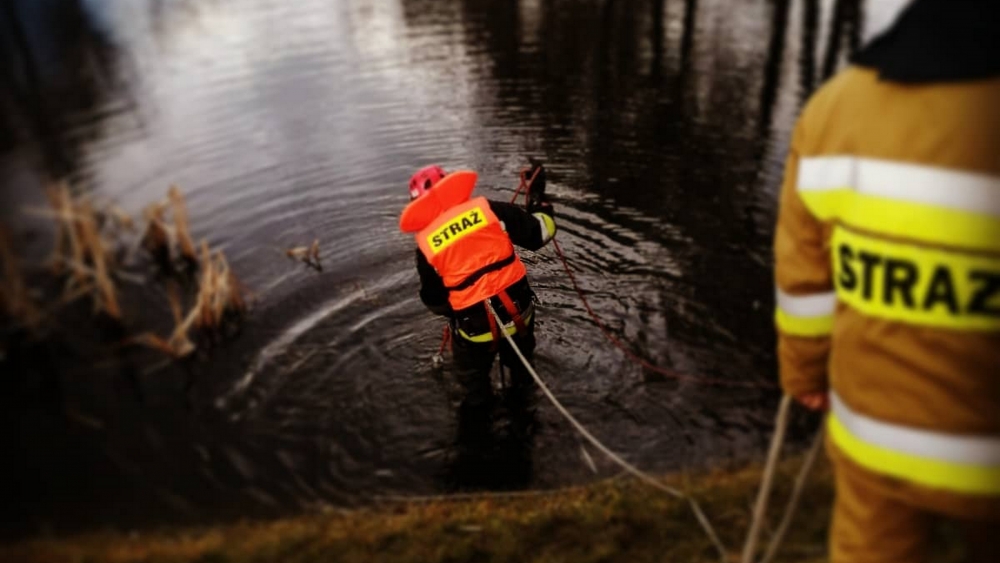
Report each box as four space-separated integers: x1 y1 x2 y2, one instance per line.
480 290 527 350
437 324 452 355
497 290 527 334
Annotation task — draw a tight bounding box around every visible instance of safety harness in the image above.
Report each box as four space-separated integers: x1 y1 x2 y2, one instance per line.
480 290 528 349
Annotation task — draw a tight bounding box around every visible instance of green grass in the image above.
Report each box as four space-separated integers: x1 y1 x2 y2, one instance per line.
0 456 838 563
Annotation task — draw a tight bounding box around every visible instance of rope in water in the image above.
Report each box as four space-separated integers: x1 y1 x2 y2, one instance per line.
518 166 823 562
485 300 729 562
513 168 776 389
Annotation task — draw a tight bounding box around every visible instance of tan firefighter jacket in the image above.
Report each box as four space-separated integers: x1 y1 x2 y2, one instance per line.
774 66 1000 518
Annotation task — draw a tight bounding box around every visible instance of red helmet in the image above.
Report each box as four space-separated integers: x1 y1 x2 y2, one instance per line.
408 165 447 200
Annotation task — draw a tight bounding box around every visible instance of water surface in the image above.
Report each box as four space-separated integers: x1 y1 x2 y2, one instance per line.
0 0 904 536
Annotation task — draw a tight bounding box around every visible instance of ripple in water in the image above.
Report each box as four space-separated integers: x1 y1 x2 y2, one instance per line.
0 0 905 536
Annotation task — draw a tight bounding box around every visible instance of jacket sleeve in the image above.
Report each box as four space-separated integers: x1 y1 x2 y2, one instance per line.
773 117 835 398
415 249 453 317
488 200 556 251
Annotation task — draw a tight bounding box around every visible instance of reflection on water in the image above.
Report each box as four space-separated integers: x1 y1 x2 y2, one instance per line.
0 0 905 537
0 0 128 179
448 380 538 492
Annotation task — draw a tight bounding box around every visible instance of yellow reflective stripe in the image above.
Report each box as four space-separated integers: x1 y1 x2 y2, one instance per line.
458 325 514 343
799 189 1000 253
456 310 534 343
797 187 849 222
775 308 833 337
534 212 556 242
828 413 1000 496
832 227 1000 331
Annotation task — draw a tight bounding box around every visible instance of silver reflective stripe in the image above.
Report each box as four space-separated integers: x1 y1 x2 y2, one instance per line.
775 288 836 317
831 391 1000 466
797 156 854 192
798 156 1000 217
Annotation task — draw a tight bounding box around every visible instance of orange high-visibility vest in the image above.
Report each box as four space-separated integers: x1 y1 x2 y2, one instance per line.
416 196 527 311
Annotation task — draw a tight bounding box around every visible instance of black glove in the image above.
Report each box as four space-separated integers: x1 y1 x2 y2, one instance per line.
528 198 555 219
525 159 546 202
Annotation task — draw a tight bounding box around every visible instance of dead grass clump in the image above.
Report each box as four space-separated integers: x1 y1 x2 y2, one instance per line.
141 185 198 269
286 238 321 271
44 183 122 320
193 240 247 330
133 187 248 358
9 180 250 363
129 240 248 359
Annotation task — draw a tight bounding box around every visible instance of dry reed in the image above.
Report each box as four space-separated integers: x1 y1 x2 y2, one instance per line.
42 183 122 320
10 181 249 362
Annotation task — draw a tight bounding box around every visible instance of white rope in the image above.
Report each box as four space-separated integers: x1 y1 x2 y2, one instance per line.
486 301 728 562
759 426 825 563
740 394 792 563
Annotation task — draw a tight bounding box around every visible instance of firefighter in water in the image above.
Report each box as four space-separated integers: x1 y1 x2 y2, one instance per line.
773 0 999 560
399 163 555 462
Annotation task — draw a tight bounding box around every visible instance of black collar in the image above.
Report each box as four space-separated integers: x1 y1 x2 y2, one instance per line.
853 0 1000 83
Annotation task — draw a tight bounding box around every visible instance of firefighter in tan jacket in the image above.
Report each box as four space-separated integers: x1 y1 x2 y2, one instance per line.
773 0 999 560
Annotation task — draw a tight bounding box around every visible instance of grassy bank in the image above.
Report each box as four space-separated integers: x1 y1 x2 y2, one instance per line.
2 455 845 563
20 454 983 563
